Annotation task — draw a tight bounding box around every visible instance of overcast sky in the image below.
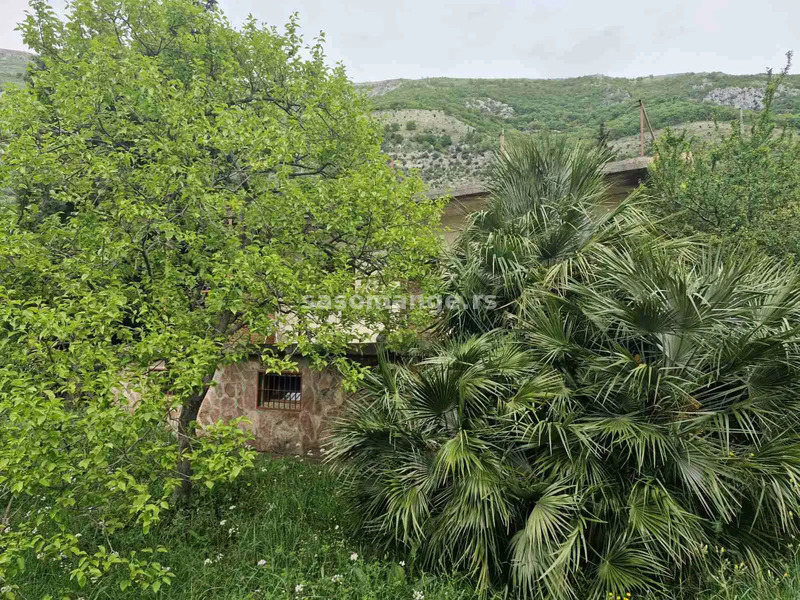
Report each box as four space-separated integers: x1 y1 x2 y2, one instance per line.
0 0 796 81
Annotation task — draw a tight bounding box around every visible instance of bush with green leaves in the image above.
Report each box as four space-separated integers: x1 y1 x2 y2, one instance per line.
330 136 800 599
648 52 800 261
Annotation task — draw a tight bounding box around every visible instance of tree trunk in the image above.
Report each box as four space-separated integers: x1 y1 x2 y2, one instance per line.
174 373 215 501
175 313 233 501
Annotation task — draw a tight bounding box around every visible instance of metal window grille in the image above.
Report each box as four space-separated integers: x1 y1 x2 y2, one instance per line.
257 372 302 410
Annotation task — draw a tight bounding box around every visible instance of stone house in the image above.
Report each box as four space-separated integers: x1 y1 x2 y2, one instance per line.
196 157 652 454
195 352 373 455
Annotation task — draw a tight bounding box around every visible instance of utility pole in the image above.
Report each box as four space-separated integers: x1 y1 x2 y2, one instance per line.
638 100 656 156
639 100 646 157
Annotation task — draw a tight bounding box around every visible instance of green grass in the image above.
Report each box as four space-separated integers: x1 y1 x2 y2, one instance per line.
18 455 478 600
16 454 800 599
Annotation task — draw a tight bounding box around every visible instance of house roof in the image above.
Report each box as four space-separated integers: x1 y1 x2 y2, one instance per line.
428 155 653 200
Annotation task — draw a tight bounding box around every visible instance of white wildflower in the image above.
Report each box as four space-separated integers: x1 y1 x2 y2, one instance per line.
219 519 227 526
413 591 425 600
331 574 343 583
229 505 236 510
257 559 267 567
349 552 358 561
399 561 406 567
294 583 305 594
204 558 213 566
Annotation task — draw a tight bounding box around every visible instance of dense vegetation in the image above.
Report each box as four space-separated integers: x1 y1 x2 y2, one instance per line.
331 137 800 599
367 71 800 142
13 455 481 599
648 55 800 262
14 454 800 599
0 0 439 593
3 1 800 599
363 61 800 188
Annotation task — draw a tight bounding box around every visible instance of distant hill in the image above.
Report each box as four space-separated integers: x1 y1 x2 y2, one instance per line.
3 49 798 191
0 49 32 89
360 73 800 189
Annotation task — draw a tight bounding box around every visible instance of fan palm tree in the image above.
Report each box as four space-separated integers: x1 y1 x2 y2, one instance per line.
440 135 663 335
330 136 800 599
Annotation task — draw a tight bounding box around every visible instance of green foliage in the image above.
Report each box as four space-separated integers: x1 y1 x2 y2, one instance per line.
0 0 441 592
331 137 800 598
595 121 613 154
411 132 453 150
0 271 254 594
368 72 800 144
406 120 417 130
648 54 800 261
12 453 800 598
439 134 627 334
13 456 479 599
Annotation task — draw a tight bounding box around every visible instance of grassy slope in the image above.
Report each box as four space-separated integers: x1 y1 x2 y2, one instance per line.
20 456 477 600
17 454 800 599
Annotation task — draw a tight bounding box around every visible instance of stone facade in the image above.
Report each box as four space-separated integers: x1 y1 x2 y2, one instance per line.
197 357 347 455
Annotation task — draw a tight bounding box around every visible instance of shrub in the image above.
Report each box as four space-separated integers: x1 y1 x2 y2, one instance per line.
648 53 800 261
331 136 800 599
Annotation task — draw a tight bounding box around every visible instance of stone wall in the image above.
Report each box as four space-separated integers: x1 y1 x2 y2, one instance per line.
197 357 347 455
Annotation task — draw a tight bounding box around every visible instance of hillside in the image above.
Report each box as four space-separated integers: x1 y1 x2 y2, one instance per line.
3 49 798 191
0 49 32 88
362 72 800 189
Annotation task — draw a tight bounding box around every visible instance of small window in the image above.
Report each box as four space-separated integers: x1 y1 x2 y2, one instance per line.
257 372 302 410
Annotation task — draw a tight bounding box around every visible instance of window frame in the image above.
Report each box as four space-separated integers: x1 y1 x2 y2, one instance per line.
256 370 303 411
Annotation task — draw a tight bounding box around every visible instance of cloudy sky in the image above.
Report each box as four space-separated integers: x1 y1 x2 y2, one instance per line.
0 0 796 81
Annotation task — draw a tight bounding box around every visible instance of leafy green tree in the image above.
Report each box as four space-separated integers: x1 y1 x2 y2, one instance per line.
648 52 800 260
331 137 800 599
0 0 440 591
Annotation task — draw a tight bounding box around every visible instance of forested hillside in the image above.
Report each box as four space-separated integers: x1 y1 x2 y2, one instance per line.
0 49 31 88
362 71 800 188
